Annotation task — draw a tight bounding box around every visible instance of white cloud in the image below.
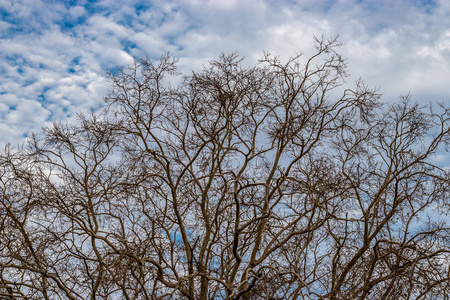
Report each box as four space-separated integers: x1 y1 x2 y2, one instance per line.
69 5 86 19
0 20 12 31
1 0 450 147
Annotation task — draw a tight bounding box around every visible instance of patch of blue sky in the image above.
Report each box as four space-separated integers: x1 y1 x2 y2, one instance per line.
38 86 52 101
67 56 81 73
134 2 152 13
58 17 84 33
120 39 138 56
15 65 24 74
415 0 437 14
169 231 184 245
5 103 16 111
61 106 70 114
0 5 19 26
167 227 200 249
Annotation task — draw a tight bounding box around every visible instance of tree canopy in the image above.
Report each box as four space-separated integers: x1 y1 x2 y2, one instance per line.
1 36 449 299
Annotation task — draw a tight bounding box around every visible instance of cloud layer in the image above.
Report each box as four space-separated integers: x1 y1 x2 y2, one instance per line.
1 0 450 146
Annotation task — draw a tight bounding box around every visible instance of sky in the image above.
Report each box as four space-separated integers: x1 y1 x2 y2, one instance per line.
1 0 450 147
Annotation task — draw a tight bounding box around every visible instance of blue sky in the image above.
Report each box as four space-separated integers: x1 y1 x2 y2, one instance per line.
1 0 450 146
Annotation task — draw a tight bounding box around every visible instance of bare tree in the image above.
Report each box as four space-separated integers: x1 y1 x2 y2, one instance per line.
1 36 450 299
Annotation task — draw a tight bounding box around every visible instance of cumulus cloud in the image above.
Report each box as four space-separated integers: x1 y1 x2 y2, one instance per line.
69 5 86 19
1 0 450 147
